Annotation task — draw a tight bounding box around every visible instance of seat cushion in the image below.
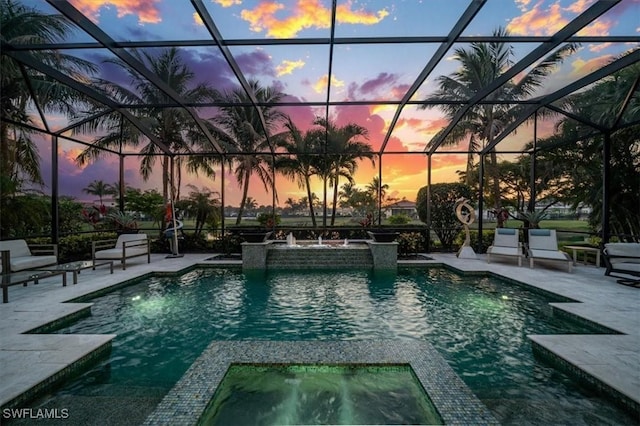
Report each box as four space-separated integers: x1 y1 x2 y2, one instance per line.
488 246 522 257
612 262 640 274
605 243 640 265
529 249 569 261
115 233 147 246
0 239 32 258
94 248 148 259
11 255 57 272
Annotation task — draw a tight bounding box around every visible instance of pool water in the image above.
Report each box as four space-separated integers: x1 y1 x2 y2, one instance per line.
22 267 637 425
202 364 442 426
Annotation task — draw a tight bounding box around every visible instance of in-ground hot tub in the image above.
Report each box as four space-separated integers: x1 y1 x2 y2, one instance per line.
201 363 443 425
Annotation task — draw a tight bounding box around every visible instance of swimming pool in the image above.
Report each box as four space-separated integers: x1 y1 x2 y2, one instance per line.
21 267 636 425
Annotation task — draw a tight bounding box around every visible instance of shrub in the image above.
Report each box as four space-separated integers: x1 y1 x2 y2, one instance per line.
416 183 472 251
454 229 498 254
211 234 243 255
397 232 427 257
387 214 411 225
257 212 281 228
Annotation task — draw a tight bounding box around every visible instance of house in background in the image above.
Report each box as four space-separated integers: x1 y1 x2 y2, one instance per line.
383 199 418 219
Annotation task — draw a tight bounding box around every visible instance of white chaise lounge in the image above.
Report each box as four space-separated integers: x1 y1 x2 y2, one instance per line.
527 229 572 272
487 228 524 266
92 233 150 270
0 239 58 273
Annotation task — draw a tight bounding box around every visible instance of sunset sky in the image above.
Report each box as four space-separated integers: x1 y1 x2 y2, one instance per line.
21 0 640 206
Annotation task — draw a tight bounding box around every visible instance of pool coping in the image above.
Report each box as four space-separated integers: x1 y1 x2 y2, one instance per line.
143 340 499 426
0 253 638 420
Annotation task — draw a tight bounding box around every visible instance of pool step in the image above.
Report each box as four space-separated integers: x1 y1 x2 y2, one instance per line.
266 247 373 269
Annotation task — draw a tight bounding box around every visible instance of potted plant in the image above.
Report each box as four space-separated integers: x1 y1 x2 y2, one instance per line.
107 211 139 234
517 210 548 229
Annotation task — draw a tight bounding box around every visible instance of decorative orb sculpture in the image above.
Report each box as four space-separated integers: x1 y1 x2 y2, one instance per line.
455 197 477 259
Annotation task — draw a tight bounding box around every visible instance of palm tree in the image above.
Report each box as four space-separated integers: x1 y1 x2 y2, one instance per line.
421 27 577 210
1 0 97 191
274 118 325 227
82 180 114 206
244 196 258 214
182 185 220 237
314 117 375 225
73 48 217 207
366 176 389 209
338 182 358 208
211 80 286 225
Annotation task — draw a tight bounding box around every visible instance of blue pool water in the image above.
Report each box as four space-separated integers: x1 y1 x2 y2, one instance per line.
23 267 636 425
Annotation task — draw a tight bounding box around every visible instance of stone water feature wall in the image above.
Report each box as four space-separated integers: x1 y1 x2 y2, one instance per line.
242 241 397 270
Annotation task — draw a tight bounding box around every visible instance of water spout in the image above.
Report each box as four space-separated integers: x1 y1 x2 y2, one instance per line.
318 236 322 245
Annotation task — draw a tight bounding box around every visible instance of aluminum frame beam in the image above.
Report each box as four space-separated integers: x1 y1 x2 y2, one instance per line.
10 37 640 51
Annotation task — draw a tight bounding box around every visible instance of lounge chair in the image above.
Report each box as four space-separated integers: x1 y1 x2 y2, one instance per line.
92 233 150 270
527 229 572 272
603 243 640 286
487 228 524 266
0 239 58 273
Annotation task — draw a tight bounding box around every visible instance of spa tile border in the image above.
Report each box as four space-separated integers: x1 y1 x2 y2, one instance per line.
144 340 499 426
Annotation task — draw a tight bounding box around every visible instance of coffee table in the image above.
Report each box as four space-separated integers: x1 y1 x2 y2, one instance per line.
1 270 67 303
563 245 601 267
37 260 114 284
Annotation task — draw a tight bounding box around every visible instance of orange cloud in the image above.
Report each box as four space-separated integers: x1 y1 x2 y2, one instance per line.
422 118 449 133
507 1 567 36
570 55 613 77
193 12 203 25
63 148 89 173
313 74 344 93
336 2 389 25
577 18 612 37
396 118 423 130
515 0 533 11
276 59 305 76
240 0 387 38
565 0 594 13
214 0 242 7
70 0 162 24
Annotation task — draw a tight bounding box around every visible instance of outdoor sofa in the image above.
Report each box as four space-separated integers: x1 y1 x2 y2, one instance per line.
603 243 640 285
0 239 58 273
92 233 150 270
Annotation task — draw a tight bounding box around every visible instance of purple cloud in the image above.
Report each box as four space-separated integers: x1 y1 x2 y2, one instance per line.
235 50 275 77
359 72 398 95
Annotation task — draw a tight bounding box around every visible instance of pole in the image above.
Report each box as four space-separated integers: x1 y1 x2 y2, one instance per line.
167 155 182 258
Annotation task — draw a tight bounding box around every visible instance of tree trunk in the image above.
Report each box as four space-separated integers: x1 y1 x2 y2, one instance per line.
305 175 317 227
161 157 169 234
176 159 182 201
490 150 501 210
0 121 13 182
236 170 250 225
331 176 339 226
